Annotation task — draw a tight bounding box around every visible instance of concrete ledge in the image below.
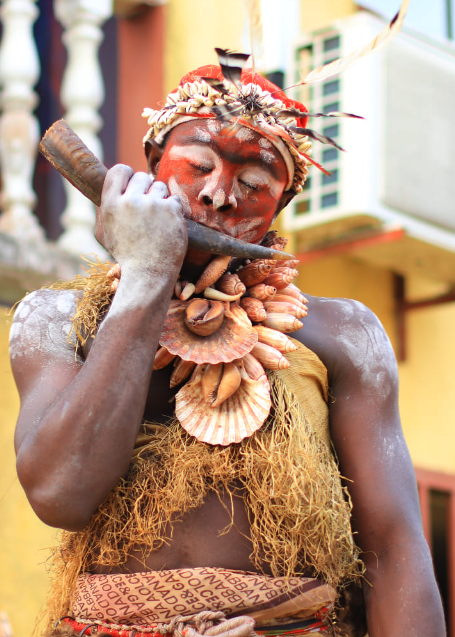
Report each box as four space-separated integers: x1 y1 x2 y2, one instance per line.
0 233 88 305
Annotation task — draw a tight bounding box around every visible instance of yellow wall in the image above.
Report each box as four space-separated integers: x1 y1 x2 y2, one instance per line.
291 250 455 477
300 0 356 33
398 277 455 475
0 309 57 637
164 0 245 93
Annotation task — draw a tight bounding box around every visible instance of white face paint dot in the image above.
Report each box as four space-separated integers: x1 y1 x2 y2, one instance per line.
260 150 276 164
193 127 211 143
207 119 221 134
235 127 255 142
259 138 272 149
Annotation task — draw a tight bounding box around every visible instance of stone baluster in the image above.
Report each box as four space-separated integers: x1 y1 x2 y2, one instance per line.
55 0 112 257
0 0 44 241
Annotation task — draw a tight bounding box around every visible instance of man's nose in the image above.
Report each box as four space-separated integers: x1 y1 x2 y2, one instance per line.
198 184 238 212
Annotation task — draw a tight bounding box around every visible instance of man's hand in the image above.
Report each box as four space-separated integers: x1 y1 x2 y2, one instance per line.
95 165 187 273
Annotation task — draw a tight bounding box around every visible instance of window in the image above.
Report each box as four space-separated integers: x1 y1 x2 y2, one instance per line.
296 200 311 214
322 169 338 186
290 31 342 223
415 468 455 636
323 124 339 139
321 192 338 208
323 35 340 52
324 101 340 113
323 80 340 97
323 148 338 163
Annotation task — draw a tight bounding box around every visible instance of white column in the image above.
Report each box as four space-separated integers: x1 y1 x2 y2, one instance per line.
0 0 44 241
55 0 112 258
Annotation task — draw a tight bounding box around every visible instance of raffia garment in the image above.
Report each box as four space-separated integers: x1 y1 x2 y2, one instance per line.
40 270 363 635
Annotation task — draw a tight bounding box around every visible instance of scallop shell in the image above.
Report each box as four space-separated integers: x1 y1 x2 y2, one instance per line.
175 363 271 445
160 301 258 364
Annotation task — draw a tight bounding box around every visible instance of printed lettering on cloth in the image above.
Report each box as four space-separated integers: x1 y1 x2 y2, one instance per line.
72 568 336 627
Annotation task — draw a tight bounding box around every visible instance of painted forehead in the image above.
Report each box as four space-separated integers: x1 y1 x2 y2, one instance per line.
166 120 286 172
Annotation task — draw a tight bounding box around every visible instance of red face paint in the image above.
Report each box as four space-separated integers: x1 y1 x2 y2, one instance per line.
153 120 288 244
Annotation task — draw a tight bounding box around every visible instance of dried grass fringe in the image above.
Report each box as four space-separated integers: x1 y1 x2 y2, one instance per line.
40 266 363 632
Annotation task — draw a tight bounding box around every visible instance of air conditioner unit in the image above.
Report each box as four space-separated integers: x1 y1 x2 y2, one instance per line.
284 11 455 283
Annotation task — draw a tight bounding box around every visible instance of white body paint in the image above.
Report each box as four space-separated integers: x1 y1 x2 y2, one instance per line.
323 298 397 401
10 290 81 362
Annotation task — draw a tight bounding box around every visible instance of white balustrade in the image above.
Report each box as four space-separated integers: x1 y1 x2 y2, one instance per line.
0 0 44 241
55 0 112 258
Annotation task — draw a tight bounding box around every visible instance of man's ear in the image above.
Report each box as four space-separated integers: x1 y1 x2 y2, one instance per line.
145 139 164 176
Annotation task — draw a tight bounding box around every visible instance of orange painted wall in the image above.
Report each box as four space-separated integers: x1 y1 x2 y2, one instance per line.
117 6 165 172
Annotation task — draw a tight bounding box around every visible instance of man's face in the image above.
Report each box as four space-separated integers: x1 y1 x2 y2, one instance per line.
152 120 289 244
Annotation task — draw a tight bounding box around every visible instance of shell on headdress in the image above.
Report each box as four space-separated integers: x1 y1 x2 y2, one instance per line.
160 301 258 364
175 362 271 445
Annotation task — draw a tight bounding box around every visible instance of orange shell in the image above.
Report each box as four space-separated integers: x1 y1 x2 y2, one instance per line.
175 364 271 445
247 283 277 301
262 313 303 333
237 261 273 287
278 284 307 303
261 271 296 290
216 273 246 296
263 300 307 320
160 301 258 364
240 297 267 322
184 298 225 336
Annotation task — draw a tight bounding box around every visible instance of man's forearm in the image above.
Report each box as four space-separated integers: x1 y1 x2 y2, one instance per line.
16 267 177 530
363 537 445 637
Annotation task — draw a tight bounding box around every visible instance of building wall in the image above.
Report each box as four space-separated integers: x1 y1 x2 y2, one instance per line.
164 0 245 93
290 247 455 476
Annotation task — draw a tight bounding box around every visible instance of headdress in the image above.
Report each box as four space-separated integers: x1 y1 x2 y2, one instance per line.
142 60 313 193
142 0 409 194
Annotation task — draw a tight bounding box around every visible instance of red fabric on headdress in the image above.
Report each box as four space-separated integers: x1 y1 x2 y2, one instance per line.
179 65 309 129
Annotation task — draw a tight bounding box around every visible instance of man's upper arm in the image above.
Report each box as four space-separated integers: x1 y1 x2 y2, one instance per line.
10 289 84 453
325 301 423 551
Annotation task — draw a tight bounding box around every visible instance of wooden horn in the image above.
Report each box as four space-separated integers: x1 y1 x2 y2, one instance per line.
38 120 295 261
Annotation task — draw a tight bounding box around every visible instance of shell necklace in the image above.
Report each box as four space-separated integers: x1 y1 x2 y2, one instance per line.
108 234 307 446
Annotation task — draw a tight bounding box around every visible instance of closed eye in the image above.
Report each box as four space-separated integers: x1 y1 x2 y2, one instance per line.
240 179 259 191
189 162 212 173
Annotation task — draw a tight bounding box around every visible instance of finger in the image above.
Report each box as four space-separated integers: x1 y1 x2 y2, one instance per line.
149 180 170 199
103 164 134 196
125 171 153 194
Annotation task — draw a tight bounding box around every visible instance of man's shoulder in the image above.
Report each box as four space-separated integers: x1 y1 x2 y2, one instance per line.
293 293 396 384
10 288 82 363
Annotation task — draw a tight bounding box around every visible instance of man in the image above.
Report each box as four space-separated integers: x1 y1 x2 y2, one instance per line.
10 62 444 637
